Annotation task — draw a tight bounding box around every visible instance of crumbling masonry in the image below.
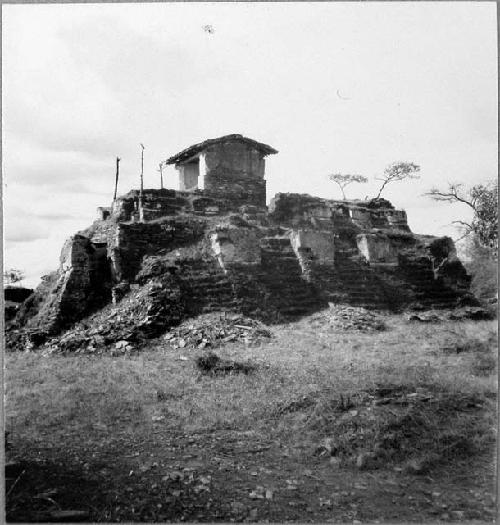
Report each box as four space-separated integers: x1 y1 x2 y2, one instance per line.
11 134 476 348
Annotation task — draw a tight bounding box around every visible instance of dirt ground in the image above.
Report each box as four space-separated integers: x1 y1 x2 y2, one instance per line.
6 431 496 523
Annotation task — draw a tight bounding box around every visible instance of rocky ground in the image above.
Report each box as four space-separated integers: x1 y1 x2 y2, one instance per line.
163 313 272 351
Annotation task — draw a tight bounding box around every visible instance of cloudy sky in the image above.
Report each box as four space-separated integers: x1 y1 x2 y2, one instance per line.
2 2 497 287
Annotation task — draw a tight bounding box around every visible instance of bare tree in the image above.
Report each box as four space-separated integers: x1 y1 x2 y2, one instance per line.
375 161 420 199
425 181 498 253
328 173 368 200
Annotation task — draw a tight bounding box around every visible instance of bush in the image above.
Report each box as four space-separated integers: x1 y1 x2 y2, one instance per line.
465 238 497 305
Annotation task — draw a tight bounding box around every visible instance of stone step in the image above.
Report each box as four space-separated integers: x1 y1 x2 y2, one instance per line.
201 306 239 313
259 280 314 291
178 275 230 284
261 237 292 246
261 250 298 256
188 295 235 304
184 283 233 292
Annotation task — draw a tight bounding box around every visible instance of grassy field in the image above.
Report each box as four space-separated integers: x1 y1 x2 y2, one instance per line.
5 312 498 522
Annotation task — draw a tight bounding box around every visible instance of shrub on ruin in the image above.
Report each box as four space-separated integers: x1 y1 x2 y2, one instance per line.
375 161 420 199
327 173 368 200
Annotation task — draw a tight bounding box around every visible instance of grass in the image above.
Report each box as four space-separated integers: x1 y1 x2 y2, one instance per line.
5 312 498 522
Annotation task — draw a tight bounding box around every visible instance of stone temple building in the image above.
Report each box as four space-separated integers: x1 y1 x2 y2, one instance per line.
107 135 278 222
166 134 278 207
9 133 478 350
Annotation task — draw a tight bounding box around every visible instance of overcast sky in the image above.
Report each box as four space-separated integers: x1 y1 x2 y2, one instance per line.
2 2 497 287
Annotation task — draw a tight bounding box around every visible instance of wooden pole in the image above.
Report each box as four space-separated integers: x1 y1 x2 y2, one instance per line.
140 144 145 194
113 157 121 201
139 144 145 221
158 162 164 190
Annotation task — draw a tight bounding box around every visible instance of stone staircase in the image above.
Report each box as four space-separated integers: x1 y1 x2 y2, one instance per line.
370 213 390 229
311 252 402 309
168 242 471 321
398 256 464 309
175 259 238 315
258 237 325 318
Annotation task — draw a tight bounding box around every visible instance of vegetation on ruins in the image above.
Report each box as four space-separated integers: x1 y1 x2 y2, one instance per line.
327 173 368 200
426 180 498 304
3 268 25 287
426 181 498 256
375 161 421 199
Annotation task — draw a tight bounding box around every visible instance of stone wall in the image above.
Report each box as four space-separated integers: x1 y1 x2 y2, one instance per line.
204 140 266 179
8 187 479 350
356 233 398 264
111 188 251 221
203 141 267 208
210 225 263 271
269 193 410 233
178 161 200 191
14 234 112 340
58 235 96 322
111 189 191 222
109 218 207 282
204 175 266 210
289 229 336 265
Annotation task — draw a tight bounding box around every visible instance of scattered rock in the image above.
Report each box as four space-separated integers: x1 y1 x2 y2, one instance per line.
249 486 266 499
329 457 341 467
407 307 495 324
314 305 386 331
164 313 271 350
248 508 259 521
230 501 246 515
115 340 133 352
407 313 441 323
403 458 431 475
285 479 299 490
23 279 184 355
355 452 379 470
447 307 494 321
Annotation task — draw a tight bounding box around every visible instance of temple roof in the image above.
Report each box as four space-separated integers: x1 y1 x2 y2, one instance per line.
165 134 278 165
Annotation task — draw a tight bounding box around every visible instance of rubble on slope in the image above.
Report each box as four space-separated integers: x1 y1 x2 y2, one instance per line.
29 301 271 357
35 278 184 356
308 305 386 332
163 312 272 350
407 306 495 323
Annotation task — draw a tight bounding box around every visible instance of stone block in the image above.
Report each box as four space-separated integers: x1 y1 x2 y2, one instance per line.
210 227 262 270
289 229 335 265
356 233 398 263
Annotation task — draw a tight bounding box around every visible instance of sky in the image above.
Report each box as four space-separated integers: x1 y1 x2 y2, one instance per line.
2 2 497 288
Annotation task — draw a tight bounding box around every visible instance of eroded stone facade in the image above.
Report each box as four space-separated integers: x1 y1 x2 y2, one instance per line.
8 137 477 347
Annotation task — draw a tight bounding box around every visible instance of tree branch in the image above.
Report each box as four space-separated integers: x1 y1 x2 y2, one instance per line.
451 220 473 230
425 186 477 211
